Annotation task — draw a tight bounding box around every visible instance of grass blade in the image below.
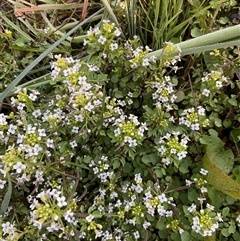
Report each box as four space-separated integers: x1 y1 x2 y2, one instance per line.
0 12 34 42
1 173 12 215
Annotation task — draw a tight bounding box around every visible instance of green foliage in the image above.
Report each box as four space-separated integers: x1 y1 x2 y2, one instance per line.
0 0 240 240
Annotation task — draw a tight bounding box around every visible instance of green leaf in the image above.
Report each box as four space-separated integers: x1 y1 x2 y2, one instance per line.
191 27 202 37
199 134 224 152
179 158 191 174
111 74 119 83
123 162 133 174
228 221 236 234
175 90 185 102
92 210 102 218
207 187 224 209
154 168 163 178
202 148 240 200
214 118 222 127
1 173 12 215
156 219 166 230
223 119 232 128
208 129 218 137
221 228 230 237
113 160 120 169
114 90 124 98
181 232 190 241
141 153 158 165
210 149 234 174
218 17 229 25
228 97 237 107
222 207 230 216
188 189 198 202
230 128 240 143
14 38 26 47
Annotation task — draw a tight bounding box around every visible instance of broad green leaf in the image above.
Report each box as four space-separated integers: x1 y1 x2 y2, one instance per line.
180 231 190 241
92 210 102 218
175 90 185 102
202 150 240 200
223 119 232 128
222 228 231 237
142 153 158 165
214 118 222 127
210 149 234 174
199 134 224 152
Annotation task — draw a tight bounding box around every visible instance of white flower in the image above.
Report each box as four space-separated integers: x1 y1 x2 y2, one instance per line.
8 124 17 134
186 179 192 186
110 43 118 51
98 35 106 45
64 210 74 222
202 89 210 97
203 230 212 236
46 138 54 148
86 214 94 222
192 224 201 233
216 213 223 222
38 129 46 137
206 203 214 211
177 151 187 160
134 173 142 183
70 140 77 148
142 58 149 66
216 80 223 88
188 203 196 213
114 27 121 36
13 161 26 174
57 196 67 207
191 123 200 130
72 126 79 133
200 168 208 175
0 180 6 189
200 187 208 193
143 221 151 230
162 157 170 165
133 231 140 239
158 193 167 203
197 106 205 115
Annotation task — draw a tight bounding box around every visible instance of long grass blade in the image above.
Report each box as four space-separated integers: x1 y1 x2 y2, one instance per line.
0 12 34 42
101 0 119 26
0 174 12 215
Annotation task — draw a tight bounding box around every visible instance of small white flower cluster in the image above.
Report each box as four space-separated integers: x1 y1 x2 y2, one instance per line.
179 106 209 130
89 156 113 183
158 132 189 162
143 189 174 217
112 114 148 148
29 187 77 231
201 70 228 97
151 75 177 109
191 209 222 237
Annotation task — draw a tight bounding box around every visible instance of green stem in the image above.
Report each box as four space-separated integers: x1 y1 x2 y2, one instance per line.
146 24 240 59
